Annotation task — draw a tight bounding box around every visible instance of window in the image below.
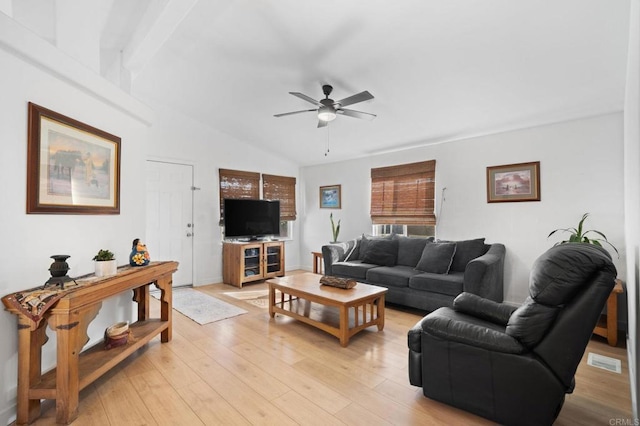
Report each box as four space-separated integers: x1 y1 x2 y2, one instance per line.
279 220 292 239
218 169 296 240
262 174 297 221
373 224 435 238
370 160 436 225
218 169 260 222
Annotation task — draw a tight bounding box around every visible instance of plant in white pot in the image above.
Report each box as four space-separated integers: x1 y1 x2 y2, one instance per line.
93 249 117 277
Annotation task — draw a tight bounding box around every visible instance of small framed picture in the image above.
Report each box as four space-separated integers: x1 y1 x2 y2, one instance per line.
320 185 341 209
26 102 121 214
487 161 540 203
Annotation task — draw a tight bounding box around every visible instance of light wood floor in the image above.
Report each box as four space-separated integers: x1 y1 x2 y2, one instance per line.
25 274 632 425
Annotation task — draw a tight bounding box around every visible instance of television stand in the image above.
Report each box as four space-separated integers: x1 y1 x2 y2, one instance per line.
223 241 284 287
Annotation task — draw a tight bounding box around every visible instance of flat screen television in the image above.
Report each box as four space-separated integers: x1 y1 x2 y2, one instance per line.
223 198 280 240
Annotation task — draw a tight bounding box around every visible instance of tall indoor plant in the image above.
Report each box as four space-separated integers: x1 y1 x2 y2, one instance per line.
330 213 341 243
548 213 618 256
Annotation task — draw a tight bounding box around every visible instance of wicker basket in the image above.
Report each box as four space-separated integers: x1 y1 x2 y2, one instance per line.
104 321 130 350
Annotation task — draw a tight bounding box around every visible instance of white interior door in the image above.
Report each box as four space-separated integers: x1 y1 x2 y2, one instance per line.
146 160 194 287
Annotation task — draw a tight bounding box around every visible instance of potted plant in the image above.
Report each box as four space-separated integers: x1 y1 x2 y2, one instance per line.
93 249 117 277
548 213 619 257
330 213 341 243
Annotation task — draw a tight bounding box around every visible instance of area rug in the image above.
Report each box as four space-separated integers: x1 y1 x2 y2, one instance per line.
151 288 247 325
224 289 277 309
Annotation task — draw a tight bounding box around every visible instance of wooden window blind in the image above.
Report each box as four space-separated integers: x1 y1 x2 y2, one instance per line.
219 168 260 219
370 160 436 225
263 174 297 221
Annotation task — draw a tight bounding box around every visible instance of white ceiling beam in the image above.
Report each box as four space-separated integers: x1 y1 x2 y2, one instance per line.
122 0 198 79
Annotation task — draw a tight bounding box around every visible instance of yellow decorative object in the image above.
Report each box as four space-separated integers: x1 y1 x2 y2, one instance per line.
129 238 150 266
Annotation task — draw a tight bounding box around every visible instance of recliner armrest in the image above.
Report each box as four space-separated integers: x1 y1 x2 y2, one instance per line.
422 308 526 354
453 292 516 326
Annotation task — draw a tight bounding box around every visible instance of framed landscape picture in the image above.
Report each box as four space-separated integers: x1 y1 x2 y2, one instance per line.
27 102 121 214
320 184 341 209
487 161 540 203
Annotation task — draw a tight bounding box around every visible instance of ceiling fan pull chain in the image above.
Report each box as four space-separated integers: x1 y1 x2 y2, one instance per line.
325 127 330 156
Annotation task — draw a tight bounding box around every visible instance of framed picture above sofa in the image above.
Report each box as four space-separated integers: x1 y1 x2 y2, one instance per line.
486 161 540 203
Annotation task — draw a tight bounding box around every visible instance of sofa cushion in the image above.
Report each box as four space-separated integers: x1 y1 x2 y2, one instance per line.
359 234 394 261
361 238 399 266
409 272 464 296
415 242 456 274
332 260 379 280
366 265 421 288
442 238 487 272
396 236 433 267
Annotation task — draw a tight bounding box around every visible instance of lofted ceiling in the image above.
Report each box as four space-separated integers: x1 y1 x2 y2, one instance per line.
11 0 632 166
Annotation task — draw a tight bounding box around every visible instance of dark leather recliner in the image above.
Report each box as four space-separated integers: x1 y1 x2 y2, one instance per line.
407 243 617 426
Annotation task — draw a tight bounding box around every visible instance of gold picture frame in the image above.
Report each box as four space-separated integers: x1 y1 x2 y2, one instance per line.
320 184 341 209
487 161 540 203
27 102 121 214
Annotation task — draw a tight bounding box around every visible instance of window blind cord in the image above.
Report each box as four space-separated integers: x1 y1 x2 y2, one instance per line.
437 187 447 226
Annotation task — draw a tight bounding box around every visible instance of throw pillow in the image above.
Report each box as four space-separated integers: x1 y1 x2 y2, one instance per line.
441 238 486 272
344 238 361 261
415 242 457 274
361 239 399 266
396 236 434 267
358 233 394 261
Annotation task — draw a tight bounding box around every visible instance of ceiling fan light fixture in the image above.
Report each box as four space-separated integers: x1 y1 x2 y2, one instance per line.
318 106 337 122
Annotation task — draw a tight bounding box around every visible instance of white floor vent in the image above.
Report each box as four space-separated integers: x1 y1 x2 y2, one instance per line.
587 352 622 373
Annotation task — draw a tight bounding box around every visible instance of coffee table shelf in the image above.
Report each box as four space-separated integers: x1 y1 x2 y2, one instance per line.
268 273 387 347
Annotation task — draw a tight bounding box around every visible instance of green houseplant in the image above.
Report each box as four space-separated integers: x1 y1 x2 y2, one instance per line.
330 213 341 243
93 249 115 261
93 249 117 277
548 213 618 256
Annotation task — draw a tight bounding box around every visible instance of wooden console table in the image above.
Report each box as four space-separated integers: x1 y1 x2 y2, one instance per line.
2 261 178 424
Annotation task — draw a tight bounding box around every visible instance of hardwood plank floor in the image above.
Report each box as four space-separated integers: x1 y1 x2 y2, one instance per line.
23 273 632 425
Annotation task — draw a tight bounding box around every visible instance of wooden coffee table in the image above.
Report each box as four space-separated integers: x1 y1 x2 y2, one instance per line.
267 273 387 346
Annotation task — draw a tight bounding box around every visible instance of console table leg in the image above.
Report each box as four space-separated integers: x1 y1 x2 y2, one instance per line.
133 284 150 321
16 317 47 424
49 304 101 424
156 276 173 342
52 312 81 423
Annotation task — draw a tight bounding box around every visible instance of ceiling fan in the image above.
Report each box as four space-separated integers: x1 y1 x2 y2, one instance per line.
274 84 376 128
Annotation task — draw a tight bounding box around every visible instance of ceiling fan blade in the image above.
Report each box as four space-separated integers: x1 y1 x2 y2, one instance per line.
274 109 317 117
317 119 328 128
290 92 322 106
337 108 377 120
336 90 374 107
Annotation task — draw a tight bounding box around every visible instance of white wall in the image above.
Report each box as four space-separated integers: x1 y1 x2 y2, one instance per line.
140 101 302 285
624 0 640 418
0 14 301 424
301 113 625 304
0 26 150 425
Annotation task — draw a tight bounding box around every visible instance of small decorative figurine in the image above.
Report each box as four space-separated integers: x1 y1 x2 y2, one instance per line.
129 238 150 266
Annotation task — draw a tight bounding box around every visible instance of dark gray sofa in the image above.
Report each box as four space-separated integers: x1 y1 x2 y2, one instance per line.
322 235 505 312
